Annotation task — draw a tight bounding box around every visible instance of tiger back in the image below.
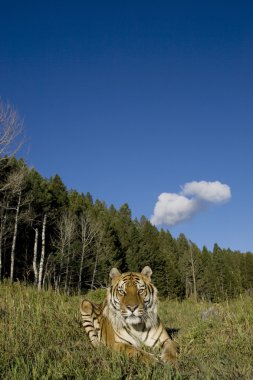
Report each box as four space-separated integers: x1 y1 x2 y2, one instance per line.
80 266 178 363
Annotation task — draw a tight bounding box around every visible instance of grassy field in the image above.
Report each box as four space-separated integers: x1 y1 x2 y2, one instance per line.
0 282 253 380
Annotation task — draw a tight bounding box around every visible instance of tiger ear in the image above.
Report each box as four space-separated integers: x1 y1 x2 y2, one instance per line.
110 268 121 279
141 266 152 279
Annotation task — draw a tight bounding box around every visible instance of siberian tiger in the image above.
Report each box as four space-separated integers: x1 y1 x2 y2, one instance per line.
80 266 179 363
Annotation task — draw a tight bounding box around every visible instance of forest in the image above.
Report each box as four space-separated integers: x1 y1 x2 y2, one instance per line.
0 102 253 301
0 154 253 301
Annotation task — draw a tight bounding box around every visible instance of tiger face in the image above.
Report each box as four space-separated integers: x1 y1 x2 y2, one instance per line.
107 266 158 327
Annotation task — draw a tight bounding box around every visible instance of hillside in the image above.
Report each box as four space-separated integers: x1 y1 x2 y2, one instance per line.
1 282 253 379
1 157 253 301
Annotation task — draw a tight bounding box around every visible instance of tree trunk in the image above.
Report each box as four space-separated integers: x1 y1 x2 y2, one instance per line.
190 245 197 301
68 249 75 296
185 274 188 298
10 191 21 282
0 203 8 282
38 213 47 291
0 221 3 282
78 215 99 293
33 228 39 285
64 244 70 293
42 254 50 290
78 243 86 294
91 250 99 290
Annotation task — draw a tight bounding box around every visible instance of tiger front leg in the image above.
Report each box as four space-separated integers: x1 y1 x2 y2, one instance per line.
160 339 179 364
80 299 101 348
115 343 158 364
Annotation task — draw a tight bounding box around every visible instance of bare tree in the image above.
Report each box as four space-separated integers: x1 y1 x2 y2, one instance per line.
0 101 25 278
90 245 99 290
8 165 30 282
78 212 99 293
32 227 39 284
63 213 76 293
0 100 23 160
0 198 8 281
52 211 76 292
10 190 21 282
0 161 30 282
38 213 47 291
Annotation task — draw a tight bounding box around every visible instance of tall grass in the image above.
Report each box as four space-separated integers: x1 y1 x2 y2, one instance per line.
1 281 253 379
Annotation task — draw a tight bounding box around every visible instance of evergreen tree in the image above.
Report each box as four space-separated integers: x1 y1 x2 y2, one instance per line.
243 253 253 291
198 246 216 300
158 230 183 298
137 219 166 293
177 234 190 297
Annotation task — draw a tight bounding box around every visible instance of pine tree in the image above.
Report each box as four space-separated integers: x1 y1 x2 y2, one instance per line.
158 230 183 298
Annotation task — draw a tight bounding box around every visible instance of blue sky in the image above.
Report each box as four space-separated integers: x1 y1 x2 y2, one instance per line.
1 1 252 252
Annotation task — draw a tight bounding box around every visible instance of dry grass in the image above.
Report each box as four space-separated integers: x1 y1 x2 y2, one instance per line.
1 282 253 379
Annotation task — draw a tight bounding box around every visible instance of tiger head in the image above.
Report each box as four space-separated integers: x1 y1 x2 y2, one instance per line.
106 266 158 328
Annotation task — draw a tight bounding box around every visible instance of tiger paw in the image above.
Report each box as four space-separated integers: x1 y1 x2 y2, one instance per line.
160 340 179 364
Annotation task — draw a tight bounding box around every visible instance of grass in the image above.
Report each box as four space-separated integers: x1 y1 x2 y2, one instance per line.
1 281 253 379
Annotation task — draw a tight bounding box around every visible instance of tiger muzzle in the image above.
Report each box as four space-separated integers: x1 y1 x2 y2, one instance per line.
126 304 138 313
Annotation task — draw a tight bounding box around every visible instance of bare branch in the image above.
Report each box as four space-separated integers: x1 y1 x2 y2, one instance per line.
0 100 24 159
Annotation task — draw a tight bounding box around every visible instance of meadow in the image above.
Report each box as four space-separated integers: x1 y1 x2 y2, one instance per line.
1 282 253 380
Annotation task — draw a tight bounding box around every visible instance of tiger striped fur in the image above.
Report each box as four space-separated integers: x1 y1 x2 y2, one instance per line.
80 266 178 363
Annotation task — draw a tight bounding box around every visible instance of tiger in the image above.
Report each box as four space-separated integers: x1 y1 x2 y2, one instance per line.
80 266 179 363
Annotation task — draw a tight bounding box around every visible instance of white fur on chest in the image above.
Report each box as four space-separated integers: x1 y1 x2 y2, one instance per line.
115 324 162 348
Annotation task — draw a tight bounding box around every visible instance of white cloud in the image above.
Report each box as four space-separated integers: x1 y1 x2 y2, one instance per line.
150 193 199 226
181 180 231 203
151 180 231 227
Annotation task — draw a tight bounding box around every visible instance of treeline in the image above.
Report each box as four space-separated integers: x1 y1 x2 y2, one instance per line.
0 157 253 301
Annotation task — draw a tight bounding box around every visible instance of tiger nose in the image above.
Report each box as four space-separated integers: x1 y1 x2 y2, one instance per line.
126 304 138 312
